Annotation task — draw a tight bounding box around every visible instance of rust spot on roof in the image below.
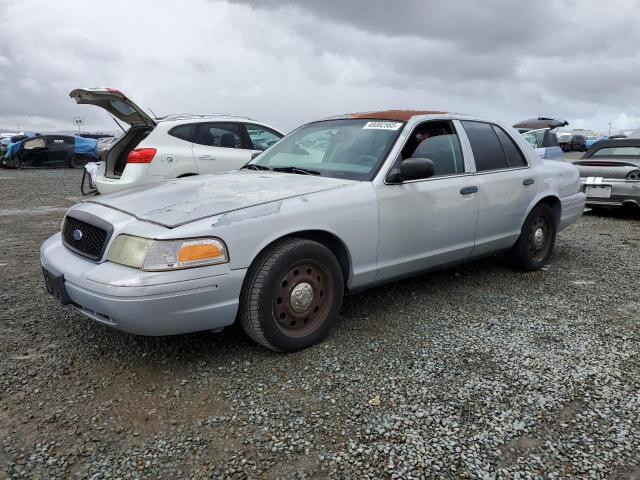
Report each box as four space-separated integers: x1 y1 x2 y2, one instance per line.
348 110 448 122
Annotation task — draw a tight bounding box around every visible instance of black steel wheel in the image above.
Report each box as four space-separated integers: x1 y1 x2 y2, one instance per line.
239 238 344 352
507 203 557 271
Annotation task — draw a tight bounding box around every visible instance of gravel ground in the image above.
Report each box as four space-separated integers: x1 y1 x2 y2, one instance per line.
1 168 639 479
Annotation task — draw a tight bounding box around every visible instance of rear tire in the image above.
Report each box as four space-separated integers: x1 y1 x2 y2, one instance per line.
238 238 344 352
507 203 557 271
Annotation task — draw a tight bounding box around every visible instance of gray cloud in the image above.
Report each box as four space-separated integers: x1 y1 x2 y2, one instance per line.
0 0 638 134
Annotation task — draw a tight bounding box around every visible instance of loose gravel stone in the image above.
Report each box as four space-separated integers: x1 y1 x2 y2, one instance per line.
1 168 639 478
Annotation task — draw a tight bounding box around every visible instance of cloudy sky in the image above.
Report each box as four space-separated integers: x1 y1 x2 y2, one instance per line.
1 0 639 135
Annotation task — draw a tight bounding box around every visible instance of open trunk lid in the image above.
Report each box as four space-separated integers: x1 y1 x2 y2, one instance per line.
69 88 156 128
513 117 568 131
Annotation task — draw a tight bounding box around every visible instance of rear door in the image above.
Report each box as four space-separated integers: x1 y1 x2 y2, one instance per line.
460 121 538 256
192 122 253 174
46 136 75 166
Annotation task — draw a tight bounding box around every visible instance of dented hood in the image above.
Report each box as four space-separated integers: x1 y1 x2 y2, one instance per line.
85 170 356 228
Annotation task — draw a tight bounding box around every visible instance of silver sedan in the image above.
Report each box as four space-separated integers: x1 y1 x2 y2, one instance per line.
41 111 586 351
572 138 640 209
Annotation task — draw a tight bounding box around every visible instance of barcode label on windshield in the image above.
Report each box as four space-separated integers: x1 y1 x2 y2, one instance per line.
362 121 403 130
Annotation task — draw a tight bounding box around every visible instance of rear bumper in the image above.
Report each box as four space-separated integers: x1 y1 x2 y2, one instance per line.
96 164 162 194
559 192 586 230
580 178 640 208
40 233 246 336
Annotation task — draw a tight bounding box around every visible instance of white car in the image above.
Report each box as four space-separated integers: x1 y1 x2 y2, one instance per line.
70 88 284 194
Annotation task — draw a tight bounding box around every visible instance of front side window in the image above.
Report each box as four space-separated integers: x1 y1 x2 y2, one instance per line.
401 121 464 176
246 124 283 151
461 121 512 171
251 118 402 180
194 123 242 148
23 137 45 150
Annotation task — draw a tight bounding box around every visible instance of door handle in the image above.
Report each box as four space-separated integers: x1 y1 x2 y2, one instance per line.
460 186 478 195
523 178 535 186
199 155 215 160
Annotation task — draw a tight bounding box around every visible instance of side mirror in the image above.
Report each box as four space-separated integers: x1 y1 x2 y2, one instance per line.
387 158 435 183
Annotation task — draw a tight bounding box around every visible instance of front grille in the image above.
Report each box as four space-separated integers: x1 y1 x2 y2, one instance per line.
62 214 112 261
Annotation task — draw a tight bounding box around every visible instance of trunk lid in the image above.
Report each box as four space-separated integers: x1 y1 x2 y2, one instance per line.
69 88 156 128
573 158 640 179
85 170 356 228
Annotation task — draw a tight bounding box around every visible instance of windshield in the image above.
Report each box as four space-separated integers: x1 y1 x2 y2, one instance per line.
250 119 403 180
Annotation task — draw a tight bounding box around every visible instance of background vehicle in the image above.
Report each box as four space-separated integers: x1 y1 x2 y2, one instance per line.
584 135 601 150
41 110 585 352
563 134 587 152
514 117 567 160
97 135 119 161
572 138 640 208
70 88 284 194
3 134 97 168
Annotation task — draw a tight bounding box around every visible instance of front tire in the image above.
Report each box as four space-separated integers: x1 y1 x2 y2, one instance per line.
239 238 344 352
507 203 557 271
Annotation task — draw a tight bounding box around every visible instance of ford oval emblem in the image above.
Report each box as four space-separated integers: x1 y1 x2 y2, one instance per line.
72 229 83 241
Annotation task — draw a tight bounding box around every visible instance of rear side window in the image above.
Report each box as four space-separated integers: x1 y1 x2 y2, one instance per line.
461 121 508 171
168 124 196 142
493 126 527 167
194 123 242 148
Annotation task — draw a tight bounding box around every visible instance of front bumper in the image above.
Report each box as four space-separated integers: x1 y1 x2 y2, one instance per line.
580 177 640 208
40 233 246 336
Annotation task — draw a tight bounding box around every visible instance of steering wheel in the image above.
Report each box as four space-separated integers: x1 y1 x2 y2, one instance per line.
354 155 377 166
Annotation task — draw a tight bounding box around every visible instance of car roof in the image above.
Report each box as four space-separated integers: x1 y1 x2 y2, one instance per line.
156 114 282 133
346 110 450 121
157 113 257 123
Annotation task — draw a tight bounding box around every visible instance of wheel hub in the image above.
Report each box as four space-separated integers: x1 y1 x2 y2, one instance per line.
273 261 334 338
289 282 314 313
533 227 545 249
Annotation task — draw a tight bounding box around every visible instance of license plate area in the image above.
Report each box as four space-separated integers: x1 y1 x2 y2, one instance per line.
42 265 71 305
585 185 612 198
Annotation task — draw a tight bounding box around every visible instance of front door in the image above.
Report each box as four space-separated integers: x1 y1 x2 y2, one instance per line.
375 120 479 281
192 122 253 174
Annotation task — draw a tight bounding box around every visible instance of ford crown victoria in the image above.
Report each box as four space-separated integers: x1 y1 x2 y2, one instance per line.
41 111 586 351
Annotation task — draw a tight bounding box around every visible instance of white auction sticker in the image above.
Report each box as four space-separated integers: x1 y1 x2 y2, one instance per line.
362 121 403 130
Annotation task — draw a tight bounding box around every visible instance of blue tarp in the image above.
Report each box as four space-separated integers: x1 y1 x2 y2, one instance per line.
6 140 23 158
74 135 98 159
4 132 38 159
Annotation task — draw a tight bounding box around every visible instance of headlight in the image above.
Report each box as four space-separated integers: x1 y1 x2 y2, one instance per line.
107 235 228 271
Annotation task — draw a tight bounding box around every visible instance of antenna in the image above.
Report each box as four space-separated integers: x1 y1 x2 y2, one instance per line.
148 107 158 119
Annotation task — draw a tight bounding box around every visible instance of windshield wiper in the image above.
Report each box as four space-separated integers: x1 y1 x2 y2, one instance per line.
272 166 321 176
241 164 271 171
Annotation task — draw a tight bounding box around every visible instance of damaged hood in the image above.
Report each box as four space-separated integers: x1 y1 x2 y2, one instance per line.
85 170 356 228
